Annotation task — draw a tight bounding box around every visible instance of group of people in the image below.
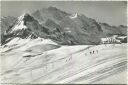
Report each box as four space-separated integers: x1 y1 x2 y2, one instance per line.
66 56 72 62
84 49 99 56
89 50 98 55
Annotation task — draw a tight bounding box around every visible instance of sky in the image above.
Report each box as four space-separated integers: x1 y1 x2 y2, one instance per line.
1 1 127 26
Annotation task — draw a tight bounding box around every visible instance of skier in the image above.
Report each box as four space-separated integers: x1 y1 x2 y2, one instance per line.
93 51 95 54
90 52 92 55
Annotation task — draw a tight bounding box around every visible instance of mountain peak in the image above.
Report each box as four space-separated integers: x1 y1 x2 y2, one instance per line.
2 13 40 44
10 13 36 32
18 13 30 20
9 13 29 32
69 13 78 19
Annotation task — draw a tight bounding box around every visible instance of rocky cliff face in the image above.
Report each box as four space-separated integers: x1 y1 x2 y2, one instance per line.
0 16 17 43
100 23 127 37
31 7 103 45
1 7 127 45
1 16 17 33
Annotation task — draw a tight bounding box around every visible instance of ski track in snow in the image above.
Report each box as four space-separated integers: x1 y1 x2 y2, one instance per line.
0 43 127 84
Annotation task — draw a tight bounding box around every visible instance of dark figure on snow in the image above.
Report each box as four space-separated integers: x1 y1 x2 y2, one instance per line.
90 52 92 54
93 51 95 54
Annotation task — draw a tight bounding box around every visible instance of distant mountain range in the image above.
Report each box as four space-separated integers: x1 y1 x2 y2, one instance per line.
1 7 127 45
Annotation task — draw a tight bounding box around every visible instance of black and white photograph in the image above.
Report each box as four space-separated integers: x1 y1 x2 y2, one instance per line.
0 1 127 84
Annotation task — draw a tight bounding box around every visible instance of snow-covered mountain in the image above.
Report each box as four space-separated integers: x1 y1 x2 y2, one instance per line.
32 7 103 45
9 13 28 33
1 13 51 45
1 7 127 46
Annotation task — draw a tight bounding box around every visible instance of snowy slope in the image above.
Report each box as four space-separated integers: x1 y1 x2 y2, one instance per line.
1 44 127 84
